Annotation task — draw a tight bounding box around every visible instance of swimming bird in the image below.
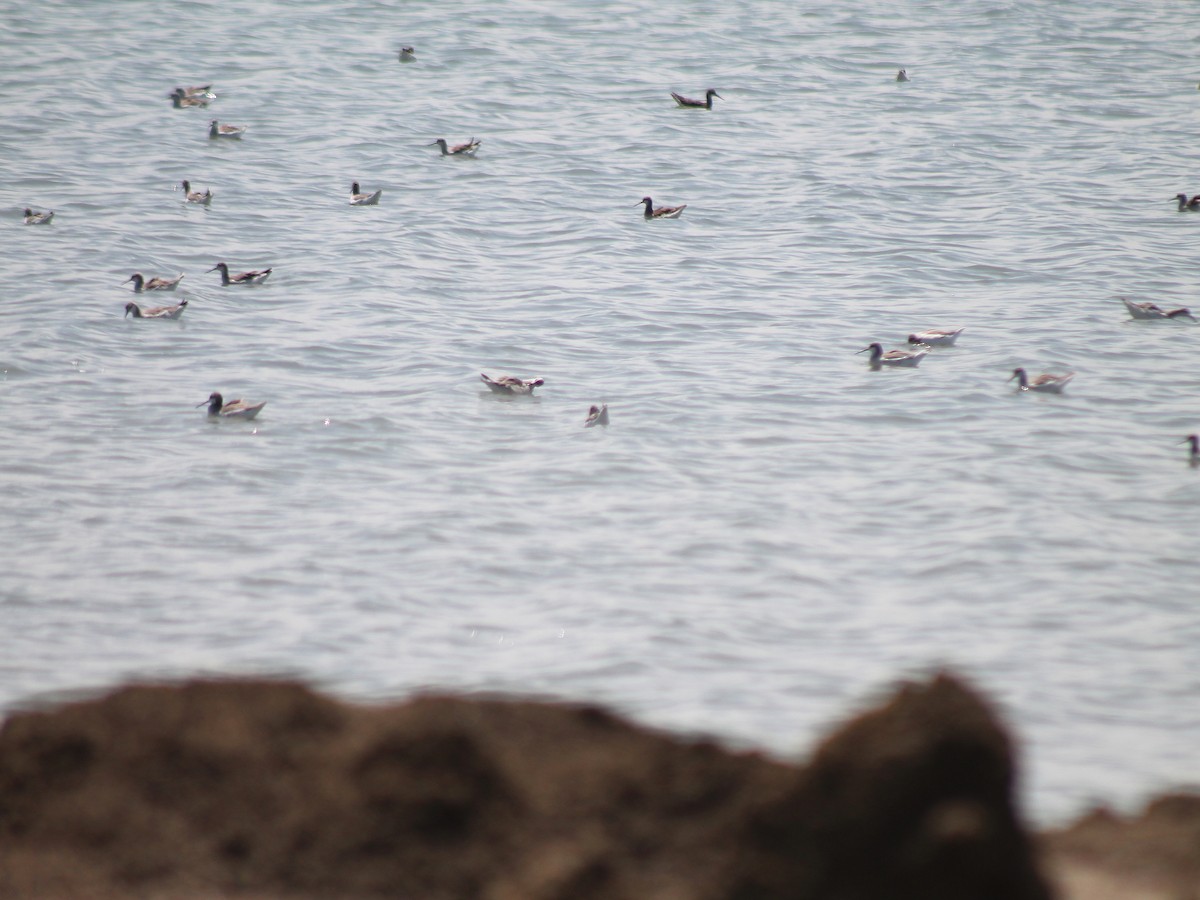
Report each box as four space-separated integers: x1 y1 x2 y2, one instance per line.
198 392 265 420
1182 435 1199 467
1175 193 1200 211
125 299 188 320
429 137 481 157
908 326 965 346
180 180 213 205
23 208 53 225
208 262 271 285
670 88 722 109
480 373 544 395
1009 368 1074 393
859 342 927 368
399 47 416 62
177 85 216 100
1121 298 1197 321
896 69 910 82
349 182 382 205
126 272 184 292
169 88 208 108
637 196 686 219
584 404 609 428
209 120 246 139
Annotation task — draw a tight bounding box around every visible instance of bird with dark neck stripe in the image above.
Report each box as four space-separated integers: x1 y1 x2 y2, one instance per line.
637 196 686 219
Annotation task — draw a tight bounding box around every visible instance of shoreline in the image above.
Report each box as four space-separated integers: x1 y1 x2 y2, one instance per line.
1 673 1195 899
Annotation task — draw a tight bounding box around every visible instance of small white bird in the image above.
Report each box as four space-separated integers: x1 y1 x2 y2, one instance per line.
198 392 265 419
480 373 544 395
126 272 184 292
908 327 965 346
208 262 271 285
429 137 481 157
584 404 609 428
637 196 686 219
23 208 53 225
180 180 213 205
1009 367 1074 393
859 342 927 368
125 300 188 320
209 120 246 139
1121 298 1197 322
399 47 416 62
349 182 382 205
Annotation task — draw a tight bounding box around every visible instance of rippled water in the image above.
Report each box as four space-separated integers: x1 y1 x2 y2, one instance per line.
3 0 1199 823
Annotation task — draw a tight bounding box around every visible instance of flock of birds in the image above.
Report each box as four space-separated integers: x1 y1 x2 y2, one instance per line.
16 61 1200 459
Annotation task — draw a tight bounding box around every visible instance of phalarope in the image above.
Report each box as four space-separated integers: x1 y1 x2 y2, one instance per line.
859 342 927 368
671 89 722 109
208 262 271 285
180 180 212 205
198 392 265 419
349 182 382 205
1009 368 1073 393
638 196 686 219
584 404 609 428
429 137 481 157
169 88 208 108
399 47 416 62
480 373 544 395
1182 435 1199 467
908 327 965 346
23 208 53 225
1175 193 1200 211
896 69 910 82
125 299 187 320
126 272 184 293
1121 298 1197 321
177 85 216 100
209 120 246 139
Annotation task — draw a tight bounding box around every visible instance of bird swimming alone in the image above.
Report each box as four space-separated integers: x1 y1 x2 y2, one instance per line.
1182 435 1199 468
180 180 212 204
176 85 216 100
429 137 481 157
125 299 188 320
208 262 271 286
209 120 246 139
670 88 722 109
896 69 910 82
908 326 965 346
349 182 382 205
399 47 416 62
198 392 265 420
23 208 53 225
169 88 208 108
1009 367 1074 393
637 196 686 219
1121 298 1197 322
1175 193 1200 211
584 404 609 428
859 342 927 368
126 272 184 292
480 373 544 395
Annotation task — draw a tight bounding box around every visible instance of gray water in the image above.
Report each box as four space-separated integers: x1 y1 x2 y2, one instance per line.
3 0 1199 824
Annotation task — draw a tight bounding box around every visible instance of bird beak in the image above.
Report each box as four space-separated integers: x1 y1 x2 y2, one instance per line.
856 347 869 354
195 400 209 408
714 92 724 99
206 265 218 272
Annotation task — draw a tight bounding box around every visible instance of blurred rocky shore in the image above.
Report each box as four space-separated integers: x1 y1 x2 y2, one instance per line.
0 673 1195 899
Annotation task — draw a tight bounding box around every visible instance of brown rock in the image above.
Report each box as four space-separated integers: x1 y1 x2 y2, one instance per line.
0 673 1056 899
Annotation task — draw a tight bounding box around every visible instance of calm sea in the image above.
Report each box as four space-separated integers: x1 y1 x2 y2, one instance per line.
2 0 1198 824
